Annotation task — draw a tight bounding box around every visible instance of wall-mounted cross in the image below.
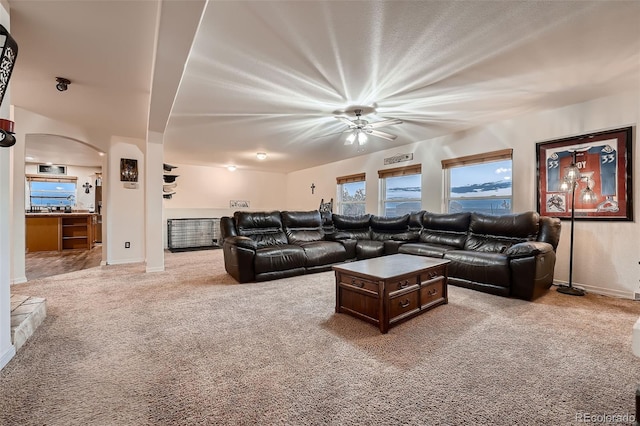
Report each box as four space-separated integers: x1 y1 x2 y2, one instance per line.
311 183 316 194
83 182 93 194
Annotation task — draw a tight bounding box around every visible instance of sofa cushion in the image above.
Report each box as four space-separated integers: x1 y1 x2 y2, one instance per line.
398 242 455 258
444 250 511 288
356 240 385 259
282 210 325 244
420 212 470 248
253 245 306 274
370 214 409 230
333 214 371 230
332 214 372 240
298 241 347 266
464 212 539 253
234 211 288 248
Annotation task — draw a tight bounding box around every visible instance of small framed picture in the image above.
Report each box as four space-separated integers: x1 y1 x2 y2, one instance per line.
120 158 138 182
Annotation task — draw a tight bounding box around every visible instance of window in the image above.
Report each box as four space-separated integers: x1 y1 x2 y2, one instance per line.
443 149 512 215
26 175 77 209
379 164 422 217
337 173 366 215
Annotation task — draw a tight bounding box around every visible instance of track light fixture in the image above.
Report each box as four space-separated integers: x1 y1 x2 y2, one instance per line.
55 77 70 92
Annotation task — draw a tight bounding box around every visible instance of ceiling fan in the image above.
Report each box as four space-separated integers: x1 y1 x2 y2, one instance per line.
317 108 403 145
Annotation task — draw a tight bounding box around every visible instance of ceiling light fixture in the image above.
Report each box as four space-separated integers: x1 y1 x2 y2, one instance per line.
357 131 368 145
256 152 267 160
55 77 70 92
227 165 237 171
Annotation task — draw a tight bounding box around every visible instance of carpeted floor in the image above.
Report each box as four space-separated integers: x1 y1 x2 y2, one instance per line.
1 249 639 425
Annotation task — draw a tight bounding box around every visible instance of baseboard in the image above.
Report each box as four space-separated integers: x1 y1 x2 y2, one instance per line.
105 258 145 266
11 276 27 285
0 344 16 371
553 281 636 300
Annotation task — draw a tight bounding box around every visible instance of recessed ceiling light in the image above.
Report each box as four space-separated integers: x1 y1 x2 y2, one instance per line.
227 165 237 171
98 152 105 156
25 156 34 161
256 152 267 160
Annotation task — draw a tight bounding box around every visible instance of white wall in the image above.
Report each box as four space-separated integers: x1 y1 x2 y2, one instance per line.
286 91 640 298
105 136 145 264
161 162 287 247
0 0 14 371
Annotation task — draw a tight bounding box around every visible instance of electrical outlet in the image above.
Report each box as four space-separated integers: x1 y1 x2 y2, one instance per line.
125 242 130 248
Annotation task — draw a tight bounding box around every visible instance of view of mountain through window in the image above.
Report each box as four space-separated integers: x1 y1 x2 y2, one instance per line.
383 174 421 216
448 160 512 214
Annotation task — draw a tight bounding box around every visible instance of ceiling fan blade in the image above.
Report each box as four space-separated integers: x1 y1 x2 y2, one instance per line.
334 116 356 127
368 129 397 141
313 129 350 139
367 118 403 128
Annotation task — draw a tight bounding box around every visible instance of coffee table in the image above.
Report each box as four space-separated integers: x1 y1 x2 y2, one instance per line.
333 254 450 333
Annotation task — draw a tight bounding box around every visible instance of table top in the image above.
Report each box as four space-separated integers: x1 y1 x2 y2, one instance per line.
332 254 450 280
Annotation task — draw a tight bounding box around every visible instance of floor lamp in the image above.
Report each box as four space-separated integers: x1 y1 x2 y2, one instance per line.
557 152 596 296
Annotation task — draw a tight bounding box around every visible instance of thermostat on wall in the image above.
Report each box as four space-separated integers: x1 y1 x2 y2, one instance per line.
123 182 138 189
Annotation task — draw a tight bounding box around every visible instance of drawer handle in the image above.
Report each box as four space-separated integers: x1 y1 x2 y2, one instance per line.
428 289 438 296
399 299 410 308
351 278 364 288
398 280 409 289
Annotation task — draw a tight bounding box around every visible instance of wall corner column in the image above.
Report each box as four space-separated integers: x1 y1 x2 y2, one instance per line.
145 131 164 272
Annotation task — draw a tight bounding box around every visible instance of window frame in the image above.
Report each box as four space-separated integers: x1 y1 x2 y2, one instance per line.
378 164 422 217
26 174 78 209
442 149 513 215
336 173 366 215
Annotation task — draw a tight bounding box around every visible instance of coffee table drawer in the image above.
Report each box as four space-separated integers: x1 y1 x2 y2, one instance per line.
420 266 446 283
389 275 419 293
389 289 420 323
338 273 380 293
420 279 445 308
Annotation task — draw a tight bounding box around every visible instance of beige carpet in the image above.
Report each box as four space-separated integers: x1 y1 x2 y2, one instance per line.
1 249 639 425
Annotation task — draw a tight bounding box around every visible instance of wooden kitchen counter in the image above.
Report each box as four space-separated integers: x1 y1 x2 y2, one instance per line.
26 212 97 252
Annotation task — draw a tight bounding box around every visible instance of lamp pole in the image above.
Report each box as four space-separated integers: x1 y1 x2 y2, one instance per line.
558 152 586 296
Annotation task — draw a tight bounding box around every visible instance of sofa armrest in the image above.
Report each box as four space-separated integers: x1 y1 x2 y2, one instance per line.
505 241 553 258
222 237 257 283
225 235 258 251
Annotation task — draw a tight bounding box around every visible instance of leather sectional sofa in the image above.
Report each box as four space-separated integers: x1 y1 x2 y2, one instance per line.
220 209 561 300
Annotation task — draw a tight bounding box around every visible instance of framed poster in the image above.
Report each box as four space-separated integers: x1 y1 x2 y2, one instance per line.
120 158 138 182
536 127 633 221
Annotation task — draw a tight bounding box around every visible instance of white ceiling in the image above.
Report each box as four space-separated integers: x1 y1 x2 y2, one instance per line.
8 1 640 172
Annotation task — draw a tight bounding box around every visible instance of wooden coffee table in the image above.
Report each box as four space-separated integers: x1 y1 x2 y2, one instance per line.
333 254 450 333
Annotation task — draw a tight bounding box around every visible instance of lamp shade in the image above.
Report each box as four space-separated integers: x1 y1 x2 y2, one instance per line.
565 163 581 183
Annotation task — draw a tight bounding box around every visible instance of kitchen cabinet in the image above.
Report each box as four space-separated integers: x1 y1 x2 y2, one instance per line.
26 213 96 252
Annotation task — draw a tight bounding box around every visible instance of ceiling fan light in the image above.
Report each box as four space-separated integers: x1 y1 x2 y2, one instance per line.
346 133 356 144
357 132 367 145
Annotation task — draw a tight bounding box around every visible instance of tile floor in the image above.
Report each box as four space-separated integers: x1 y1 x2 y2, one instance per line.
10 294 47 351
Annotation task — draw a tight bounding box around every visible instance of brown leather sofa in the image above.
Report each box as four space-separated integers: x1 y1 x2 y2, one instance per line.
220 209 561 301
